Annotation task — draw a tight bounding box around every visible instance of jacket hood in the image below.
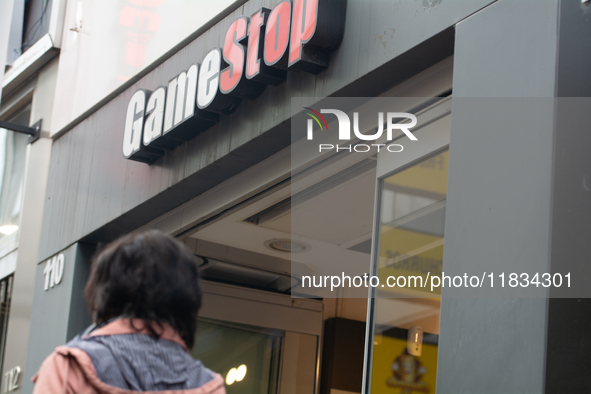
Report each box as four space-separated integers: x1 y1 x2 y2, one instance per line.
65 319 219 392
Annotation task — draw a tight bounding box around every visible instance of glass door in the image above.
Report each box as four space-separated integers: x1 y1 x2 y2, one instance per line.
364 97 451 394
192 318 282 394
193 280 322 394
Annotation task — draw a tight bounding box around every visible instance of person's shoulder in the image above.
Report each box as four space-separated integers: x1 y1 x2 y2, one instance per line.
32 349 66 384
32 346 93 394
191 373 226 394
188 361 218 387
65 335 108 353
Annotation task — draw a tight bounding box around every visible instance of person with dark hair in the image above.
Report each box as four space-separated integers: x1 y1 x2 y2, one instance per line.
32 230 225 394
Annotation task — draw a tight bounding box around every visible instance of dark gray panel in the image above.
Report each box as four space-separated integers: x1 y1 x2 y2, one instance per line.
556 1 591 97
66 245 94 340
437 0 560 393
39 0 496 261
545 300 591 393
23 243 93 394
545 0 591 382
544 3 591 375
450 1 559 97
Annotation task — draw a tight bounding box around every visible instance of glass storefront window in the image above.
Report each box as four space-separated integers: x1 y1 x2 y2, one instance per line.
0 276 13 380
192 319 282 394
0 104 31 241
368 149 449 394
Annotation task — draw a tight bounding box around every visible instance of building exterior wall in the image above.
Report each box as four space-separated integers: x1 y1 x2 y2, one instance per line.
0 0 16 94
0 2 259 392
0 58 58 394
50 0 243 134
438 1 591 393
37 0 496 264
1 0 591 393
21 243 93 394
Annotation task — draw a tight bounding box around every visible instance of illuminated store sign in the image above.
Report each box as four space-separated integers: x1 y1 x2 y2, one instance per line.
123 0 347 163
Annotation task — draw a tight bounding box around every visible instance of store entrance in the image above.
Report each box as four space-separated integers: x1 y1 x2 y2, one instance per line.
177 100 451 394
159 58 454 394
365 98 451 394
187 280 322 394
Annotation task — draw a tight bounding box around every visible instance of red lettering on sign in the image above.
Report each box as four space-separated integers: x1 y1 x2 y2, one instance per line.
264 1 291 66
220 17 248 94
289 0 318 66
246 10 266 79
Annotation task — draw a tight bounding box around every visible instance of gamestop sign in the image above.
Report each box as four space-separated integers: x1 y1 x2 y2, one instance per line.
123 0 347 163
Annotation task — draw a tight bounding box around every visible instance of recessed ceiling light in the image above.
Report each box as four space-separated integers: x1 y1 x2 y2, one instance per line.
264 239 309 253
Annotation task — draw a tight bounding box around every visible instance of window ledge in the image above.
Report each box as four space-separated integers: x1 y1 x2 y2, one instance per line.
0 232 18 262
2 34 59 97
0 249 17 281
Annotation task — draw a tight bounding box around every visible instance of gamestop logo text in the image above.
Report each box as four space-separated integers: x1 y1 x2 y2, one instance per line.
123 0 347 164
303 108 417 153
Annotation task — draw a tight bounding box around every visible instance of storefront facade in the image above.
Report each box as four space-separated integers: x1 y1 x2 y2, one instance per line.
8 0 591 393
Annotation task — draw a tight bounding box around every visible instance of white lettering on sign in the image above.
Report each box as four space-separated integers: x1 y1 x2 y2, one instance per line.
122 0 348 164
43 253 65 291
143 87 166 146
122 90 147 159
3 366 20 393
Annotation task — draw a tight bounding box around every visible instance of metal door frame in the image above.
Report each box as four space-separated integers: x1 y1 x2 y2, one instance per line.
362 97 452 394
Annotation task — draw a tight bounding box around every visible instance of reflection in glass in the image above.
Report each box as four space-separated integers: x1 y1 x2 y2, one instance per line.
378 150 448 297
370 150 449 394
0 105 30 241
192 319 282 394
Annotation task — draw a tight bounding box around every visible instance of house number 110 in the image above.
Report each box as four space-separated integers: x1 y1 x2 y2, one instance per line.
43 253 65 291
